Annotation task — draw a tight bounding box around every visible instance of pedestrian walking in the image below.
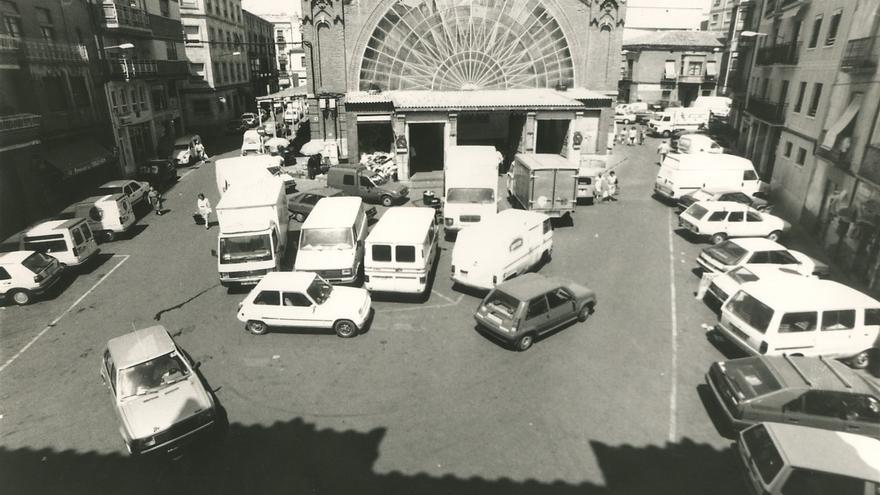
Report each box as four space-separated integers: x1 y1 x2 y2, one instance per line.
197 193 212 230
628 126 637 146
657 140 670 164
307 153 321 180
148 186 163 215
607 171 619 201
638 126 646 145
194 140 207 162
594 173 605 204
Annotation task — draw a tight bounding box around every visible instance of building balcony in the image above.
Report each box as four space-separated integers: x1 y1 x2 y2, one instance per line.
678 74 705 84
98 2 150 32
149 14 183 40
660 73 676 87
746 97 787 124
620 70 632 81
0 113 41 133
756 42 800 65
105 59 190 80
22 39 88 64
841 36 879 73
816 144 853 170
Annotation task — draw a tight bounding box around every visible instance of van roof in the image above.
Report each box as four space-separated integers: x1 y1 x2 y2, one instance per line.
664 153 754 170
760 422 880 481
256 271 315 291
302 196 363 228
25 219 85 235
514 153 579 171
366 207 435 244
742 277 880 310
761 355 880 395
107 325 176 369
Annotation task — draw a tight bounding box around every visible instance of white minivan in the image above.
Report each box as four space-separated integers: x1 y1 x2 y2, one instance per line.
56 193 135 242
294 196 369 285
717 277 880 369
451 209 553 291
655 153 763 200
20 219 99 267
364 207 438 295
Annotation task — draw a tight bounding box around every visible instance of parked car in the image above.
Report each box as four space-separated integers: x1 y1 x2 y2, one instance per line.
236 271 372 337
325 164 408 207
696 238 822 276
614 106 638 125
0 250 64 305
137 158 178 188
473 272 597 351
706 355 880 435
96 179 151 207
101 325 218 456
677 187 769 212
19 219 99 267
703 265 806 306
240 112 259 128
679 201 789 244
171 134 201 166
287 187 344 222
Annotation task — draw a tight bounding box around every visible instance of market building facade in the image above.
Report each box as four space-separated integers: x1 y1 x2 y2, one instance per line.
299 0 624 179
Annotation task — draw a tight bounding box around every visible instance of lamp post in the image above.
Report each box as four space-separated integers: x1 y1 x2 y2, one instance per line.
104 42 134 81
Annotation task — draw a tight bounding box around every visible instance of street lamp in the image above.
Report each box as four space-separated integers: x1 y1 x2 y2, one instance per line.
104 43 135 81
104 42 135 50
740 31 768 38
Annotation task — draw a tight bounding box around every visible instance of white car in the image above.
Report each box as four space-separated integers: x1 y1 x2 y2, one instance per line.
703 264 807 305
696 237 821 276
679 200 789 244
0 250 64 305
96 179 151 207
237 271 372 337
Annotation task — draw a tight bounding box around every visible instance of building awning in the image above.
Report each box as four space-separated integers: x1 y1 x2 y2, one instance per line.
42 139 113 177
821 94 862 150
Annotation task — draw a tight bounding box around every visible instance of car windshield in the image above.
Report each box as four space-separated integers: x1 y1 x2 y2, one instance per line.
299 228 353 250
306 275 333 304
447 188 495 204
21 252 55 273
219 234 273 263
685 204 709 220
725 290 774 334
728 267 759 285
484 290 521 318
118 351 190 399
707 241 748 265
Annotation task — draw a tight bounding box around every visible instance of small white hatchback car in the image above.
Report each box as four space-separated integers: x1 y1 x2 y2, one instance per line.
0 250 64 305
696 237 816 275
237 271 372 337
679 200 789 244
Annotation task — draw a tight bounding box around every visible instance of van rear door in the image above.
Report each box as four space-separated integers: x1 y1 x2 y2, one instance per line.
741 169 763 196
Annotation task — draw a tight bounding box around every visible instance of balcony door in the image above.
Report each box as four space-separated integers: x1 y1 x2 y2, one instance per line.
780 80 789 107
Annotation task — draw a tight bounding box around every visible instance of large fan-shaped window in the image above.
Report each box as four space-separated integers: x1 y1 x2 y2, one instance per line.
359 0 575 91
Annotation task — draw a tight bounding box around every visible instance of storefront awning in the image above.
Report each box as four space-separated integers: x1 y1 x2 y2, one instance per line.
821 94 862 150
42 139 113 177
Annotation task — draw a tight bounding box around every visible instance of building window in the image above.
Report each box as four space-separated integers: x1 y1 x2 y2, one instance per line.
780 80 789 105
807 83 823 117
184 25 201 44
795 147 807 165
761 78 769 98
687 61 703 76
191 62 205 78
214 62 221 83
825 10 842 46
139 86 148 111
711 14 719 23
192 99 211 116
44 76 67 111
35 6 54 41
808 15 823 48
159 0 170 17
166 41 177 60
783 141 792 157
661 90 671 100
70 76 90 107
301 55 306 67
793 81 807 113
0 1 21 38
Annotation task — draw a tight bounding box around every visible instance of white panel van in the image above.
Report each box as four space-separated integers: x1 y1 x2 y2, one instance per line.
654 153 763 200
364 207 438 294
451 209 552 291
56 194 135 242
443 145 498 235
20 219 99 267
294 196 369 285
717 277 880 369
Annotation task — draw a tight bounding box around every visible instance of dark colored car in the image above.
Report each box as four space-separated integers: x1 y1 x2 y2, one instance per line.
240 113 258 127
288 187 345 222
677 188 770 212
474 272 597 351
137 159 177 188
705 355 880 437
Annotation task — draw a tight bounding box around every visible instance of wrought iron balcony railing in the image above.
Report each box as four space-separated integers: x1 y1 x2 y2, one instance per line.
22 39 88 63
99 2 150 31
105 59 189 80
746 97 787 124
841 36 879 73
0 113 41 132
756 41 800 65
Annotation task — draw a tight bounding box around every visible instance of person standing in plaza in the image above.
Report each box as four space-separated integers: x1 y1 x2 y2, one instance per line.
148 186 163 215
657 140 670 164
607 171 619 201
638 126 646 145
628 126 637 146
197 193 212 230
594 173 606 204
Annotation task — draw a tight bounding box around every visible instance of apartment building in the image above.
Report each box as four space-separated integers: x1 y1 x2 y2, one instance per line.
243 9 277 99
180 0 252 134
706 0 736 33
95 0 189 176
263 14 306 90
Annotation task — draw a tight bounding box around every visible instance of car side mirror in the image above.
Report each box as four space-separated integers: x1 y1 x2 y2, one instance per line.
194 361 201 369
210 249 217 257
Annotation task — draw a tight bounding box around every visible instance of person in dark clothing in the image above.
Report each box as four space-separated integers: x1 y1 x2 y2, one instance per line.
307 153 322 180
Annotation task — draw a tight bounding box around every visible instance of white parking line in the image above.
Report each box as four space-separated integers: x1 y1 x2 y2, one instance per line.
667 209 679 442
0 254 130 374
379 292 464 313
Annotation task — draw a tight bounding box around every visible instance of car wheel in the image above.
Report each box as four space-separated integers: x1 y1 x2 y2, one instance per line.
849 349 874 369
104 231 116 242
711 233 728 245
245 320 269 335
540 249 552 264
294 212 306 222
334 319 358 338
623 119 630 125
381 195 394 207
577 303 594 323
662 130 671 138
515 333 535 351
11 289 32 306
767 230 782 242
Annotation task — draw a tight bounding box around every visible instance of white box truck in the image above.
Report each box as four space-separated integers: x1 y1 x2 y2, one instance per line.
647 107 711 137
216 178 289 287
215 155 285 195
443 145 499 236
507 153 577 219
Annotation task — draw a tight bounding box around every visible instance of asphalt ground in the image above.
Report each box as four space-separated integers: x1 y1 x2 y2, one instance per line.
1 138 769 494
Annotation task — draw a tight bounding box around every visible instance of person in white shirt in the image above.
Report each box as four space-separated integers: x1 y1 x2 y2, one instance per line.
197 193 212 230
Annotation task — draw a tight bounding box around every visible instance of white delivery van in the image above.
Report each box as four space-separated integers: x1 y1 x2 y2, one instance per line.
648 107 711 137
241 129 265 156
294 196 369 285
737 423 880 495
654 153 763 200
20 219 99 267
451 209 553 291
717 277 880 369
55 194 135 242
443 146 499 235
692 96 732 119
364 207 438 294
215 155 283 195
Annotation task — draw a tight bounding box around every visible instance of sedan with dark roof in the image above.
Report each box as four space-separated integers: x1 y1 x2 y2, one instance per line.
474 273 597 351
288 187 344 222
